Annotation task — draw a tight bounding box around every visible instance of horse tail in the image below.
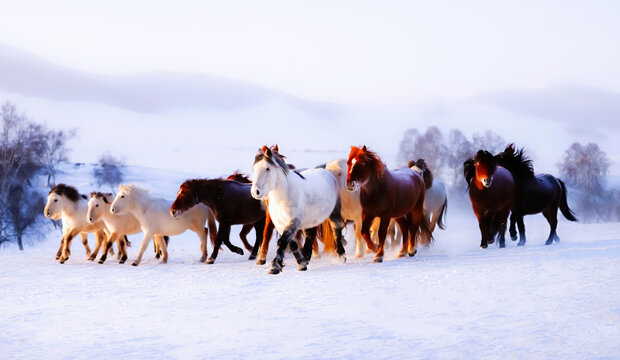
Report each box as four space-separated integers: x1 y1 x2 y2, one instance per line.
558 179 578 222
206 211 218 246
124 235 131 247
436 197 448 230
417 213 434 246
321 220 337 254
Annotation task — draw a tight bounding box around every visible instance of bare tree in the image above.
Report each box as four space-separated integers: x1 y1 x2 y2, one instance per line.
472 130 506 154
443 129 476 186
41 128 76 186
93 153 125 189
559 142 610 192
397 126 446 173
7 185 45 250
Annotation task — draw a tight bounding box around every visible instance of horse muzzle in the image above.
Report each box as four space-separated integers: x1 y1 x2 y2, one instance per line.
346 181 358 192
481 178 492 188
251 188 265 200
170 209 182 219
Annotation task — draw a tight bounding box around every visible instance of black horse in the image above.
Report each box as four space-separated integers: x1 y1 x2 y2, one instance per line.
496 144 577 246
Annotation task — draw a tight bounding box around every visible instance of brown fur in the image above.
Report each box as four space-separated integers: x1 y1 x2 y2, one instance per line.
50 183 85 202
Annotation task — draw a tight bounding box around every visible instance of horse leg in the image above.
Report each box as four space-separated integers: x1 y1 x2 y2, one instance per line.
131 232 154 266
395 217 409 258
478 215 491 249
207 223 231 264
55 235 64 260
269 220 300 274
543 207 559 245
302 227 318 262
328 203 346 263
353 221 364 258
373 217 390 263
288 238 308 271
239 224 254 253
119 235 129 264
80 233 92 259
399 213 412 256
156 235 168 263
206 210 218 248
223 232 244 256
311 230 320 258
98 232 118 264
257 212 275 265
516 215 526 246
59 229 80 264
497 209 510 248
509 213 518 241
361 214 378 253
249 218 266 260
89 231 105 261
196 226 209 263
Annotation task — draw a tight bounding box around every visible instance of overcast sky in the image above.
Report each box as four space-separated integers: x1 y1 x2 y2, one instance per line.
0 1 618 176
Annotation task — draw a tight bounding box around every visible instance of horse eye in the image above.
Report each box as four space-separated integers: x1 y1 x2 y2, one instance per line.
266 167 270 171
54 199 58 202
121 195 125 198
95 204 99 207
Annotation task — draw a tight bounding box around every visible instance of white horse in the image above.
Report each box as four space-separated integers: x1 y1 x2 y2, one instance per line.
251 146 346 274
87 192 160 264
44 184 110 264
110 184 211 266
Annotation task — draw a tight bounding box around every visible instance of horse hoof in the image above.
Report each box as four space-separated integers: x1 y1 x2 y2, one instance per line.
408 249 417 257
131 262 138 267
518 241 526 247
480 244 488 249
510 234 517 241
248 254 256 260
98 259 105 264
268 268 281 275
206 258 215 264
397 251 407 258
297 263 307 271
544 240 553 246
499 243 506 249
59 259 66 264
236 249 244 256
199 257 207 263
256 259 266 265
119 259 126 264
339 255 346 264
373 257 383 263
88 255 95 261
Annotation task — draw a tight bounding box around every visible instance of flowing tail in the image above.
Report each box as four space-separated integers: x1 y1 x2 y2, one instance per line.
321 220 337 254
436 198 448 230
124 235 131 247
558 179 578 221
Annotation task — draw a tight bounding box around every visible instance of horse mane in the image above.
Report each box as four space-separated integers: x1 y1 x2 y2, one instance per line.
90 191 112 204
410 159 433 189
463 159 475 188
119 184 150 199
496 143 535 179
352 147 386 178
49 183 85 202
227 171 251 184
254 145 290 175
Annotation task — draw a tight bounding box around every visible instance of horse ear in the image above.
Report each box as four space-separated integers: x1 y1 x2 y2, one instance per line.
273 144 279 152
90 192 96 198
362 145 367 151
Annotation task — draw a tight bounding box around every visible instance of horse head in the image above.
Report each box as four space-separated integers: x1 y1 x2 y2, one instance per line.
472 150 498 189
409 159 433 189
170 180 200 218
346 145 384 191
44 184 83 220
110 185 135 215
87 192 113 223
251 145 289 200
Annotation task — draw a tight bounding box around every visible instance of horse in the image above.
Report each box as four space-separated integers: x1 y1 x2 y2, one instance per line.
346 146 431 262
170 177 266 264
463 150 515 248
251 145 346 274
110 184 211 266
496 144 577 246
43 184 109 264
409 159 448 242
226 171 264 253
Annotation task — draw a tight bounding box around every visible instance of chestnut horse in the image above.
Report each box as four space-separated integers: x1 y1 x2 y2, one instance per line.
346 146 431 262
496 144 577 246
464 150 515 248
171 178 266 264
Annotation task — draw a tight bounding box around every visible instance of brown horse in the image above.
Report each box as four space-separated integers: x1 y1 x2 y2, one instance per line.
464 150 515 248
171 178 266 263
496 144 577 246
226 171 259 252
346 146 431 262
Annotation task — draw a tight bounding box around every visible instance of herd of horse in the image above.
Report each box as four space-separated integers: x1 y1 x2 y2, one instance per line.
43 143 577 274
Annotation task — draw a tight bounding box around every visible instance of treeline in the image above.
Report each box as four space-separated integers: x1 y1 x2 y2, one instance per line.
397 126 617 222
0 102 126 250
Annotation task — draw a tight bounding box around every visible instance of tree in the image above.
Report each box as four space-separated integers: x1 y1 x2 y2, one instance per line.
472 130 506 154
443 129 476 186
41 128 76 186
93 153 125 189
558 142 610 193
397 126 447 173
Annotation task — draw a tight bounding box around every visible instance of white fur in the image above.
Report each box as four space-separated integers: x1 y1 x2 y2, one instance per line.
110 184 210 266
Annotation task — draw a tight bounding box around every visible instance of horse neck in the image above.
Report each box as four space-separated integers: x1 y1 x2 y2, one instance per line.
360 164 388 194
268 171 299 205
128 191 151 220
196 180 223 208
63 198 84 219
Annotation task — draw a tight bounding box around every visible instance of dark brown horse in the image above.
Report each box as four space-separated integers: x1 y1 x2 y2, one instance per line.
225 171 259 253
346 145 431 262
170 178 266 263
496 144 577 246
464 150 515 248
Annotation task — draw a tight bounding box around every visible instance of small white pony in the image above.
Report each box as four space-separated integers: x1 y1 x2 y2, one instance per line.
44 184 109 264
251 146 346 274
87 192 156 264
110 184 211 266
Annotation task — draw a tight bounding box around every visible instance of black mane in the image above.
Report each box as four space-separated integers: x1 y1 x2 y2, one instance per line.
411 159 433 189
49 183 85 202
463 159 475 188
496 144 535 179
254 146 290 175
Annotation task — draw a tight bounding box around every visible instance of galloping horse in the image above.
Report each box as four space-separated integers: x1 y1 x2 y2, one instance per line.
251 145 345 274
171 178 266 263
44 184 109 264
110 184 211 266
496 144 577 246
346 146 431 262
464 150 515 248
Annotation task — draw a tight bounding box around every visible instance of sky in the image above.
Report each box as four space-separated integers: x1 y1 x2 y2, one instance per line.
0 0 618 176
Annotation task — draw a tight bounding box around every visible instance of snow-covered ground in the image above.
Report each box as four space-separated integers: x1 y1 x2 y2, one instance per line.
1 163 619 359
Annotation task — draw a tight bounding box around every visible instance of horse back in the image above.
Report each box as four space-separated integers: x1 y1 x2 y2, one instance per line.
513 174 561 214
217 181 265 224
361 167 424 218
